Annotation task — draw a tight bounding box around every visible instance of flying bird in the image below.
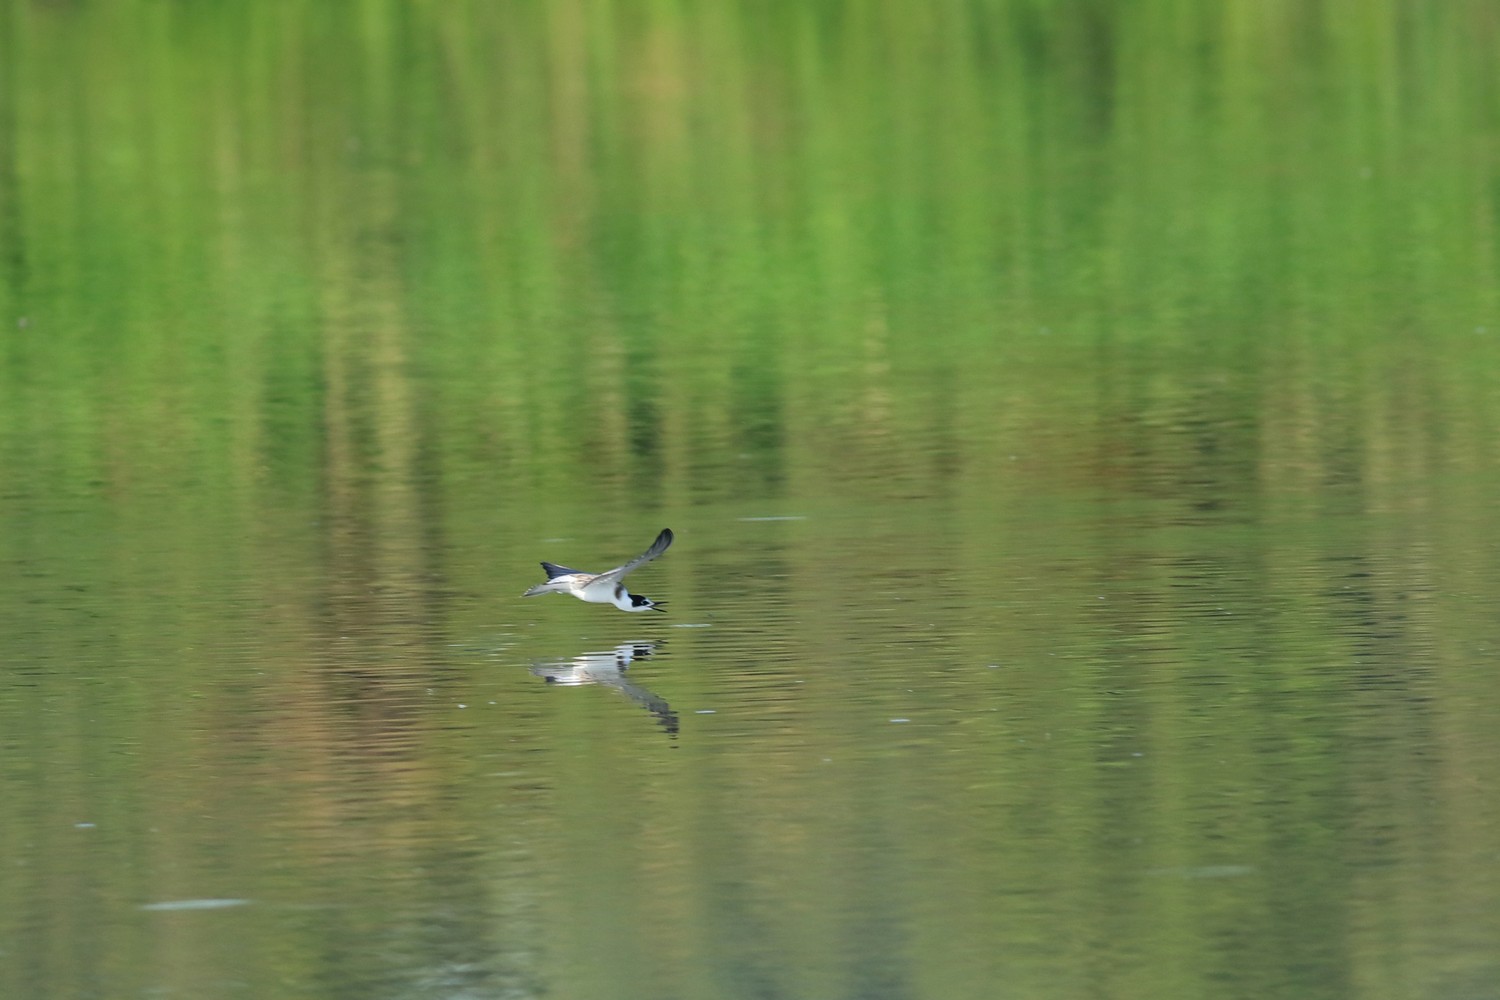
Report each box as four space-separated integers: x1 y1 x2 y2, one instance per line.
522 529 673 612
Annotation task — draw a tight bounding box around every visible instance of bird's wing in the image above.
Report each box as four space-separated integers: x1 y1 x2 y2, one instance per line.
540 561 588 580
592 529 674 585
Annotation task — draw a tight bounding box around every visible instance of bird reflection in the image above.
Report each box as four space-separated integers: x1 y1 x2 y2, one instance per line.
529 641 678 737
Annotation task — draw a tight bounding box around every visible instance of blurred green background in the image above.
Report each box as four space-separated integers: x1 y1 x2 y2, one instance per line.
2 2 1499 999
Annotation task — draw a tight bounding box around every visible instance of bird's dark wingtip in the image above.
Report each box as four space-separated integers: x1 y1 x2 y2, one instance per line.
644 528 674 557
540 561 580 580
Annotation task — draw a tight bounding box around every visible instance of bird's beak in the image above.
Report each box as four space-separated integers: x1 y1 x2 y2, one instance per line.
651 603 668 613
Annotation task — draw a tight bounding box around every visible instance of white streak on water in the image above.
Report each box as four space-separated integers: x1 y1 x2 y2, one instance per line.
140 899 252 912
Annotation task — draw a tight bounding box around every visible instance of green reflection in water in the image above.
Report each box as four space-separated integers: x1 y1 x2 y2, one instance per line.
2 2 1499 999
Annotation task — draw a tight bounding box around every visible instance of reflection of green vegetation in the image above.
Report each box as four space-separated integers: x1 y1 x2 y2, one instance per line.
2 2 1498 998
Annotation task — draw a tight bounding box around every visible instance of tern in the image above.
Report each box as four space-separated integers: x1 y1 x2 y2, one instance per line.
521 529 673 612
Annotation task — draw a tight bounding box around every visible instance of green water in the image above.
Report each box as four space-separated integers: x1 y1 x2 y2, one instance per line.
3 2 1500 998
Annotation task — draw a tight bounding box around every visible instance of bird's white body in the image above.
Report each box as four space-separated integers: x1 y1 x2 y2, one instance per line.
552 575 635 611
522 529 674 613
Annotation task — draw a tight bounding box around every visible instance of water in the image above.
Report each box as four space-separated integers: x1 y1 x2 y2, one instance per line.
3 2 1500 998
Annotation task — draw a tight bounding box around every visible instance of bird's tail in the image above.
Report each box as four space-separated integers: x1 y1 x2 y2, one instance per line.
522 580 567 597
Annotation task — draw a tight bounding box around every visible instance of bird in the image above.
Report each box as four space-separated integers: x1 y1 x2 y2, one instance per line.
521 529 673 612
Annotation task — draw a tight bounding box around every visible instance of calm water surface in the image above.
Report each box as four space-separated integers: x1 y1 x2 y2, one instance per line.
3 3 1500 999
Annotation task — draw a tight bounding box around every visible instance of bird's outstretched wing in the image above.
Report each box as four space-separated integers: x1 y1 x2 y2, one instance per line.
593 529 674 585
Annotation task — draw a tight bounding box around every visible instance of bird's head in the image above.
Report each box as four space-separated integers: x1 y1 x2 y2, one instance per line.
630 594 668 613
